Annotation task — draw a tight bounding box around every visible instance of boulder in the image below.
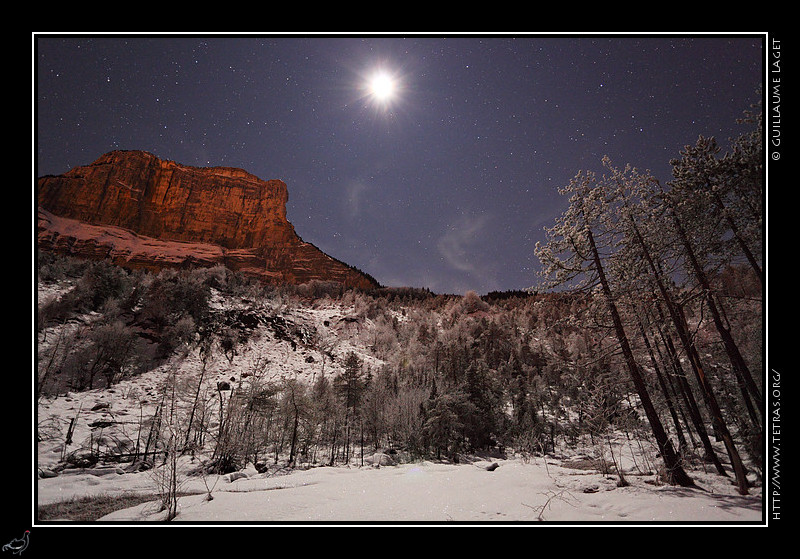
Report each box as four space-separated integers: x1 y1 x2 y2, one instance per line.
38 468 59 479
225 471 249 482
365 453 396 467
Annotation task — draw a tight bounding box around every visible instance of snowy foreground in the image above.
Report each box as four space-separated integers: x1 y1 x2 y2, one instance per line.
37 451 762 524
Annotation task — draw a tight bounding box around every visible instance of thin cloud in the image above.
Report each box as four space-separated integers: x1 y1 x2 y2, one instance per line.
438 212 489 273
436 211 500 293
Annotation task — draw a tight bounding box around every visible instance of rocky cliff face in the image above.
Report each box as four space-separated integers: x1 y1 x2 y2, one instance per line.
37 150 379 290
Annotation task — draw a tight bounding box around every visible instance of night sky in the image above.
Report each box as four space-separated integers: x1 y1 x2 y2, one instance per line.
35 34 764 295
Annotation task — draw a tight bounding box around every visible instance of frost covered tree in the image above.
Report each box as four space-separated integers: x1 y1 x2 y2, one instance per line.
535 163 696 488
669 113 763 284
601 158 751 494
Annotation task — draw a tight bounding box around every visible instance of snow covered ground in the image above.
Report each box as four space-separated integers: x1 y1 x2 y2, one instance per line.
37 450 762 524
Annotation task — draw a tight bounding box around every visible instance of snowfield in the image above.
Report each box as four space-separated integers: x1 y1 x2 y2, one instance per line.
58 457 762 523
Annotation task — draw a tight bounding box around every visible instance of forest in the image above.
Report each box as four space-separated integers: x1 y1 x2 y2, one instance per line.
36 101 763 518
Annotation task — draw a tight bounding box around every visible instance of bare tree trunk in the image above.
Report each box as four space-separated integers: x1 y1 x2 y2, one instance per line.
636 317 688 454
184 350 208 450
289 393 300 466
329 418 338 466
649 312 728 474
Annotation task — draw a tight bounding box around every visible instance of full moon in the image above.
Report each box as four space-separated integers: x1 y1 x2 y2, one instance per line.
369 71 395 101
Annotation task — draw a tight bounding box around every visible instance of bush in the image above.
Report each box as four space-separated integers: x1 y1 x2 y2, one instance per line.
48 319 146 393
139 270 211 343
38 259 137 328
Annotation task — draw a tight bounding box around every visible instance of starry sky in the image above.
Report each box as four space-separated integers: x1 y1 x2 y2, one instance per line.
35 33 764 295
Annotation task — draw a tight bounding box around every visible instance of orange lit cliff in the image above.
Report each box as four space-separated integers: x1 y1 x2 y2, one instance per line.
37 150 379 290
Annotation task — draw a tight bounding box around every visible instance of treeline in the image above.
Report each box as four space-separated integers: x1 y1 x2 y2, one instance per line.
176 260 759 487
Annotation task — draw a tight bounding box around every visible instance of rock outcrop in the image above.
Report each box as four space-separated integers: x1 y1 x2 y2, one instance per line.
37 150 379 289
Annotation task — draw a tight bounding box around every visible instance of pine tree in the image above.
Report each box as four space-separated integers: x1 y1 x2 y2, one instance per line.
603 158 750 495
334 352 369 463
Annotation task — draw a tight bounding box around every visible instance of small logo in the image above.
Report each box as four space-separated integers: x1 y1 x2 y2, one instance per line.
2 531 29 556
